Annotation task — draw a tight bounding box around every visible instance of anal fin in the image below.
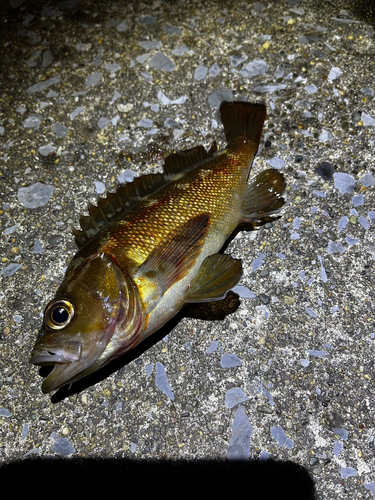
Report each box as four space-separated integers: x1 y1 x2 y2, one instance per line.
242 168 286 223
185 254 243 303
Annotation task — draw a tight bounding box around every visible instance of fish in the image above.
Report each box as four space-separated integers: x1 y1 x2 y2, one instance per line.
29 101 286 393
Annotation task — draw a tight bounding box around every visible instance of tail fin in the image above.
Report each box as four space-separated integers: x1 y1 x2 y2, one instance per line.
220 101 266 146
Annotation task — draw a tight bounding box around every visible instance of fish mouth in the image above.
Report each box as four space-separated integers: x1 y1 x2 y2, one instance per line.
30 342 82 366
29 342 84 393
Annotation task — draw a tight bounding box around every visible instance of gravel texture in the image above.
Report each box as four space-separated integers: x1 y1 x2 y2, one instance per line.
0 1 375 498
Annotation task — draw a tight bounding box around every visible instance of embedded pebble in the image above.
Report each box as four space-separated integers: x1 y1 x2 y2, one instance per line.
98 117 110 129
137 118 153 128
145 363 154 377
105 62 121 74
163 24 182 35
328 67 343 83
361 112 375 127
21 423 29 440
194 65 208 81
271 426 294 449
33 239 43 254
333 441 343 457
18 182 54 208
267 157 285 169
1 263 22 277
42 49 54 67
157 90 187 105
319 130 333 142
360 173 375 187
231 286 256 298
118 169 136 183
230 55 247 67
95 181 106 194
171 44 188 56
338 216 349 233
358 216 370 230
148 52 175 72
53 123 68 137
365 483 375 494
70 107 83 120
333 172 355 194
85 72 101 88
208 88 233 109
136 15 157 25
155 362 174 400
239 59 268 77
23 114 42 130
305 307 318 318
305 84 318 94
52 437 75 456
26 76 60 95
251 252 266 272
209 63 221 77
333 427 349 440
3 224 19 235
138 41 162 50
116 21 129 32
0 408 11 417
307 350 327 357
225 387 248 408
253 84 287 93
38 145 56 156
341 467 357 479
221 353 242 368
164 118 178 127
327 241 345 254
227 406 252 460
206 341 218 354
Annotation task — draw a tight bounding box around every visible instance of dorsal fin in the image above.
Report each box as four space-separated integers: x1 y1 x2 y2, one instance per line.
73 172 167 249
163 141 217 175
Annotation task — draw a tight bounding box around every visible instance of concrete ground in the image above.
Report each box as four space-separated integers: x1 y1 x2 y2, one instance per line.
0 0 374 498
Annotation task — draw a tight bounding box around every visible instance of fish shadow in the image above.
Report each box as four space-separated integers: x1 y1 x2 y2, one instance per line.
45 291 241 403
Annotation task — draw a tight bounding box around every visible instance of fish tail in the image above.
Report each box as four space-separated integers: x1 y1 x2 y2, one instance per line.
220 101 266 146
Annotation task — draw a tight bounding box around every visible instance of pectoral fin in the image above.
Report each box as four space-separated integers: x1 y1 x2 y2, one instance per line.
185 254 242 303
242 169 286 223
138 213 210 295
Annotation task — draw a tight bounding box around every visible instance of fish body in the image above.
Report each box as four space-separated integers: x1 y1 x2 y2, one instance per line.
30 101 286 393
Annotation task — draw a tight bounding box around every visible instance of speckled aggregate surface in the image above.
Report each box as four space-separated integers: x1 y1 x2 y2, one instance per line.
0 0 375 498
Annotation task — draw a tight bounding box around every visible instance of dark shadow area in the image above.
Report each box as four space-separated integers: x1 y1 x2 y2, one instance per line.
38 291 240 403
0 457 316 500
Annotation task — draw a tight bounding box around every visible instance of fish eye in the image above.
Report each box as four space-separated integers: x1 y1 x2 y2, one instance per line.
45 299 74 330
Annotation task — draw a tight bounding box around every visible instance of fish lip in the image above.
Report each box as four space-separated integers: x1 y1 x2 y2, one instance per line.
29 342 82 366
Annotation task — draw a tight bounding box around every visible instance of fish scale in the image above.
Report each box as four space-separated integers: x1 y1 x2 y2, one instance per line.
30 101 286 393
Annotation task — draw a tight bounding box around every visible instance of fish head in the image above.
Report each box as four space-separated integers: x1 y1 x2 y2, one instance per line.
30 252 143 393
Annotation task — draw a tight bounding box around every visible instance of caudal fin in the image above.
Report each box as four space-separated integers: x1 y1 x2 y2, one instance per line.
220 101 266 146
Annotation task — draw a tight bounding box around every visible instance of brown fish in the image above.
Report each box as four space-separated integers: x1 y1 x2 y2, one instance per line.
30 101 286 393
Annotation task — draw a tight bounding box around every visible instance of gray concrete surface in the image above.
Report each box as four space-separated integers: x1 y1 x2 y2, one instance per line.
0 0 374 498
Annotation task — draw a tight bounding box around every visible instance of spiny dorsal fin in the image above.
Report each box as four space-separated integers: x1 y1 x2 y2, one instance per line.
73 172 167 249
163 141 217 175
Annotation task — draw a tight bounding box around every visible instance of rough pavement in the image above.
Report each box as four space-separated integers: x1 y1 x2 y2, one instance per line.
0 1 374 498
